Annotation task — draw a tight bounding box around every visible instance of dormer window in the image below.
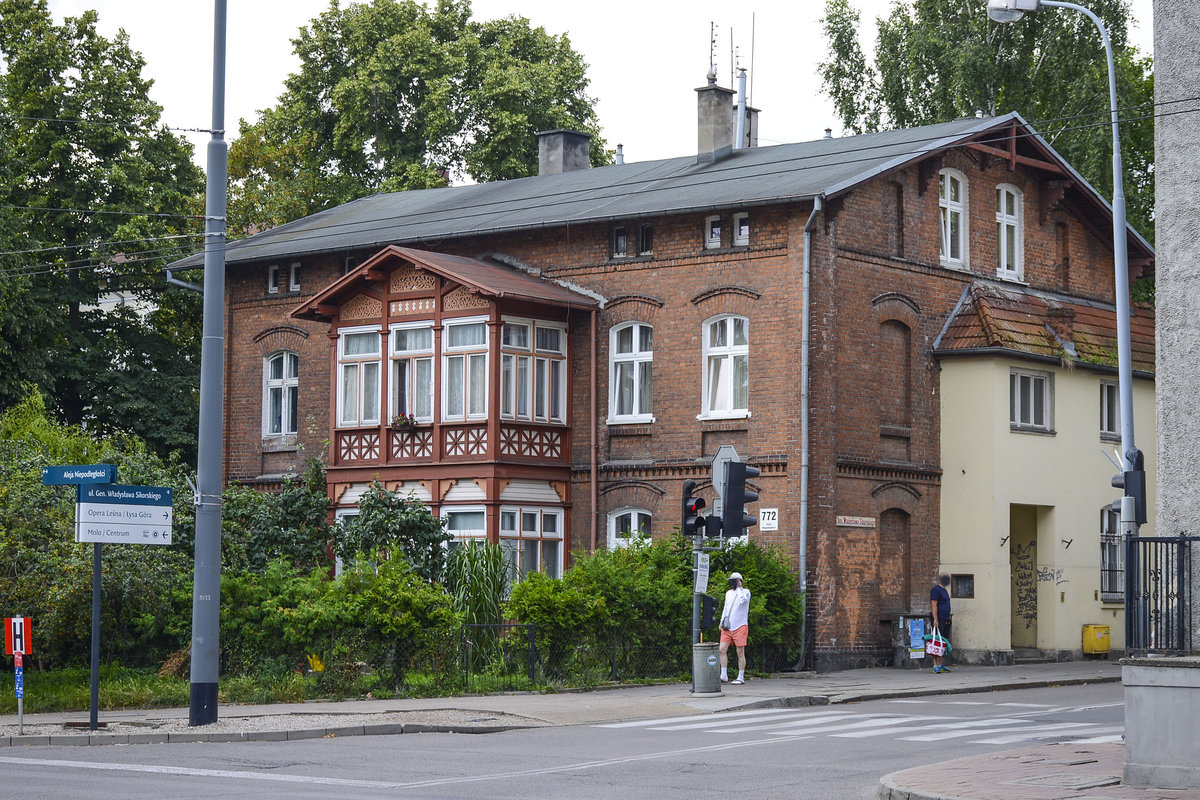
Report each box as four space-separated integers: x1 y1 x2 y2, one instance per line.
705 216 722 249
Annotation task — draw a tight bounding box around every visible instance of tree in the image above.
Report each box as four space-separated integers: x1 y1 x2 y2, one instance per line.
334 482 452 582
227 0 607 236
0 0 206 461
819 0 1155 242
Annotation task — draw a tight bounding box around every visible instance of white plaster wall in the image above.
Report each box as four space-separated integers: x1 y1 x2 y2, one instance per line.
940 357 1156 655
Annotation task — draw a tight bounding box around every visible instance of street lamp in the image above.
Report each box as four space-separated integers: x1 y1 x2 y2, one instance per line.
987 0 1141 525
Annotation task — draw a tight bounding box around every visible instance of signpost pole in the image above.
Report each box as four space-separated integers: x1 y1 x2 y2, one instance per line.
15 652 22 736
90 541 100 731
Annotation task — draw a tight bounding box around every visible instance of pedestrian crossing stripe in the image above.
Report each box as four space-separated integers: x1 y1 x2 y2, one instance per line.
597 709 1120 746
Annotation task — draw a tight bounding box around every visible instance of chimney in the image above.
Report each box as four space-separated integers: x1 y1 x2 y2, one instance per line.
1047 306 1076 344
537 129 592 176
696 73 736 163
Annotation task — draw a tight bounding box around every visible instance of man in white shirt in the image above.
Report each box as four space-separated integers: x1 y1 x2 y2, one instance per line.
719 572 751 684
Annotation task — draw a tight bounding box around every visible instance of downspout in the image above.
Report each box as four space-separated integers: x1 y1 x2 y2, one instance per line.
165 266 202 293
800 196 822 650
590 307 599 550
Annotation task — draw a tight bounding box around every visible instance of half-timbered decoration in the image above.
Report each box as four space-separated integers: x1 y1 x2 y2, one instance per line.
292 246 597 579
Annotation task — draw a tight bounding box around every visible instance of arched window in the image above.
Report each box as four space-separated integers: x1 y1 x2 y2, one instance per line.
264 350 298 436
702 315 749 417
996 184 1024 280
609 322 654 423
939 169 968 267
608 508 652 549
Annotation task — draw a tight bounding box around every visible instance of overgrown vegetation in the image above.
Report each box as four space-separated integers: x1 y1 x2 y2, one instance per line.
1 394 804 710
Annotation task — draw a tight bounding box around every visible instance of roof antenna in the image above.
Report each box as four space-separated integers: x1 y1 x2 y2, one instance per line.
708 22 718 84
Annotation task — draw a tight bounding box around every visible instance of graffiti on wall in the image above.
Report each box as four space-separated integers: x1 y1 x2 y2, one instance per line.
1037 566 1069 586
1012 541 1037 630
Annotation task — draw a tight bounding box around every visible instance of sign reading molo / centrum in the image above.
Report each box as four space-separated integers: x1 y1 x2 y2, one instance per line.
76 484 173 545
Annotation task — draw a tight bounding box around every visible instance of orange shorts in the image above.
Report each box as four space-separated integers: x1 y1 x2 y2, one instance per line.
720 625 748 647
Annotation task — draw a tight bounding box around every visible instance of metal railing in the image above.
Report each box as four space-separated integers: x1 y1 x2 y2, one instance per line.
1125 535 1199 655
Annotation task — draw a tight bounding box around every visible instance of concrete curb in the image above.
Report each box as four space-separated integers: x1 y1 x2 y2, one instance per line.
876 772 974 800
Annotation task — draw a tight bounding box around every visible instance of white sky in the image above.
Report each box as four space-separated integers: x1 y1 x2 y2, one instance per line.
45 0 1155 171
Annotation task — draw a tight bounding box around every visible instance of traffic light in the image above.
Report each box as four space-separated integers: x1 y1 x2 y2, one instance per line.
700 594 718 629
722 461 760 536
1112 447 1147 525
682 479 706 536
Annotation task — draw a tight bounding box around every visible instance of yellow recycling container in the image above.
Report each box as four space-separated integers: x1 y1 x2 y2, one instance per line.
1082 624 1111 654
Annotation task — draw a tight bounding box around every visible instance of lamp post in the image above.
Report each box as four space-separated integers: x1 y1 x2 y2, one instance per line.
987 0 1140 519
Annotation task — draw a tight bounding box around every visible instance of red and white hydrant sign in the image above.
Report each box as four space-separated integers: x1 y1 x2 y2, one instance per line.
5 616 32 655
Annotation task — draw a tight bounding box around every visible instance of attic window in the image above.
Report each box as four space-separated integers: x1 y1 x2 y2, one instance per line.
705 216 722 249
612 226 628 258
732 213 749 247
638 224 654 256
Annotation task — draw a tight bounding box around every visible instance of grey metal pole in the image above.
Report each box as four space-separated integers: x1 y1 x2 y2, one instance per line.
189 0 228 727
1042 1 1137 481
89 542 100 730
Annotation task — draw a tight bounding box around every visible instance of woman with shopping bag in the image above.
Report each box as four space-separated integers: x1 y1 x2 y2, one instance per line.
929 572 953 673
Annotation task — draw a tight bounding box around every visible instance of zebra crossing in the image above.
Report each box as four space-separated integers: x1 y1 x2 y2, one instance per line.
594 701 1123 746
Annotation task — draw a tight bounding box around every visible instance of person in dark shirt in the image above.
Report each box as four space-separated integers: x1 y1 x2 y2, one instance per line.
930 573 952 673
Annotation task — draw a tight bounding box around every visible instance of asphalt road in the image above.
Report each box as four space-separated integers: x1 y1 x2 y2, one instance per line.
0 683 1123 800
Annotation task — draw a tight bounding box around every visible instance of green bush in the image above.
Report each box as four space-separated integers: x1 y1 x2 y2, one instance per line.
710 539 806 661
506 571 606 679
333 483 451 582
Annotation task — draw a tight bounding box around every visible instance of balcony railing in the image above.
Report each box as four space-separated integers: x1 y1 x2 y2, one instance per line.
333 421 568 467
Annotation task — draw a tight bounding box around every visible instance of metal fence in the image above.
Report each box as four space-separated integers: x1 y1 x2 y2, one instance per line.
1125 535 1199 655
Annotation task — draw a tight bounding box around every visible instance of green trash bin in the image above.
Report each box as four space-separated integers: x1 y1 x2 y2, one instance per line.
693 642 721 693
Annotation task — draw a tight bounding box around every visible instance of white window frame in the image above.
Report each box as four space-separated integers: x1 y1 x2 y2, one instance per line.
732 212 750 247
608 508 651 550
700 314 750 419
288 261 301 292
704 215 722 249
939 169 968 268
442 317 489 421
500 505 564 579
996 183 1024 280
263 350 299 437
267 264 280 294
1100 380 1119 439
1009 367 1053 433
608 322 654 424
390 321 434 423
337 326 383 428
1100 505 1123 603
500 317 567 424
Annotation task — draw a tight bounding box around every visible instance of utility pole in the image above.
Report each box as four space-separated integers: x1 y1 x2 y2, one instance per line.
190 0 228 727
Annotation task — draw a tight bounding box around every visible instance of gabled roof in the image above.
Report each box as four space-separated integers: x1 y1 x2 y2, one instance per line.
292 246 598 322
934 282 1155 374
170 112 1151 269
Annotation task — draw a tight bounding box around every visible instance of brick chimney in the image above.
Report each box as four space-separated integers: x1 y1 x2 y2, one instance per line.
696 73 736 163
537 129 592 176
1047 306 1076 343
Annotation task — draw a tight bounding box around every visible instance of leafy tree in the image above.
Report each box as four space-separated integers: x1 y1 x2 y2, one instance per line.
227 0 607 236
333 481 452 582
219 458 332 572
819 0 1155 243
0 0 206 461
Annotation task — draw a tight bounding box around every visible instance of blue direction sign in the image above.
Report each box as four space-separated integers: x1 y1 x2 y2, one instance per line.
42 464 117 485
76 484 173 545
14 666 23 699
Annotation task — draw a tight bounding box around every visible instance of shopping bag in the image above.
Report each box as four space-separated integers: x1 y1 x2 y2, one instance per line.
924 628 948 657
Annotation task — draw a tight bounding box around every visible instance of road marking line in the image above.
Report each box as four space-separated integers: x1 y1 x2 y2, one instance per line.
904 722 1092 742
973 725 1123 745
644 709 849 731
596 708 798 728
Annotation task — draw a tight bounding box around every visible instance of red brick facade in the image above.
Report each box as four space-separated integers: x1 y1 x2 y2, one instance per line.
220 126 1148 670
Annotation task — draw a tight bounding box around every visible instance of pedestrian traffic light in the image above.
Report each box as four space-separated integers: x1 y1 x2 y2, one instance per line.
700 594 718 629
722 461 760 536
1111 447 1147 526
682 479 706 537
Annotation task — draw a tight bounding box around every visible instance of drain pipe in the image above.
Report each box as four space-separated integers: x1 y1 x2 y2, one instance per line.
799 196 822 655
165 266 202 293
590 307 599 551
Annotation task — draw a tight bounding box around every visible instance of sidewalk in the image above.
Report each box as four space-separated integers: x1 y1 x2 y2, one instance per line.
6 659 1195 798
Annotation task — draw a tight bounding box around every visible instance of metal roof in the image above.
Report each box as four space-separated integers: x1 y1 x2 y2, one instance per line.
172 115 1023 269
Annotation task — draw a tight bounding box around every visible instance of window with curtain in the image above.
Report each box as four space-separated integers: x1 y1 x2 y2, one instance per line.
703 315 749 417
609 322 653 422
264 351 298 436
443 320 488 420
337 329 381 426
939 169 967 267
391 324 433 422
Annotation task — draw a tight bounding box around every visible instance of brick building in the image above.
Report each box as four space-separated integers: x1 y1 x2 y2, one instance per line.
174 84 1154 670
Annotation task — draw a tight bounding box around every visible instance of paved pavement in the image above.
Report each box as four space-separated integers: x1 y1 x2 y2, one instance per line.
3 659 1198 798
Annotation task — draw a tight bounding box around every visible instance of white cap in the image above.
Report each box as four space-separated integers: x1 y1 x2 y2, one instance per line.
729 572 743 582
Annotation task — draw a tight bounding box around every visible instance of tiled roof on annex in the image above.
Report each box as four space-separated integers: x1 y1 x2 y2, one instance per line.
170 115 1005 268
936 283 1155 373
